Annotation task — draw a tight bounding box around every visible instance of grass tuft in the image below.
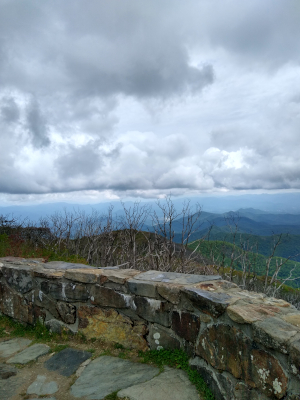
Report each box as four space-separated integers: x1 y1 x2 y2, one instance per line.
139 349 215 400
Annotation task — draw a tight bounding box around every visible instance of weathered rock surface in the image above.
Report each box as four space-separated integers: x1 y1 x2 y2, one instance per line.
7 343 50 364
56 301 76 324
197 324 288 398
133 270 221 284
171 311 200 342
70 356 159 399
44 348 91 377
45 318 76 334
135 296 171 327
78 306 148 350
127 278 158 298
253 317 298 354
147 323 181 350
91 285 133 308
157 283 182 304
183 287 231 317
0 284 35 323
118 368 199 400
41 280 90 301
1 265 33 293
227 303 281 324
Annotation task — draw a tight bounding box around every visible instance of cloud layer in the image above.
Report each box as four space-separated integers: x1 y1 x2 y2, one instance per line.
0 0 300 203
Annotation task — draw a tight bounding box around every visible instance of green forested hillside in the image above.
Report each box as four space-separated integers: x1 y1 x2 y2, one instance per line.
204 231 300 262
188 239 300 289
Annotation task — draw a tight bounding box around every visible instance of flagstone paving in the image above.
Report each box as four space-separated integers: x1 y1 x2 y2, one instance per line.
0 338 32 358
0 338 202 400
7 343 50 364
70 356 160 399
44 347 92 377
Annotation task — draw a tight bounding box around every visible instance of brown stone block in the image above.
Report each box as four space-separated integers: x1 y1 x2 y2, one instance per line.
171 311 200 342
65 268 102 283
33 269 64 279
78 306 148 351
97 269 141 284
91 285 133 308
282 314 300 328
197 324 288 398
157 284 181 304
227 303 281 324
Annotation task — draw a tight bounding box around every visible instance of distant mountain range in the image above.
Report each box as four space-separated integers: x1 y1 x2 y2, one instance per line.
1 192 300 221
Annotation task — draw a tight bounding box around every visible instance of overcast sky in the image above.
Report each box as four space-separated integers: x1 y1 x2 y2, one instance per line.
0 0 300 205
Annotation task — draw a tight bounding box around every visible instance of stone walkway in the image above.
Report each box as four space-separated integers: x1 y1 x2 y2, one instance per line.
0 338 200 400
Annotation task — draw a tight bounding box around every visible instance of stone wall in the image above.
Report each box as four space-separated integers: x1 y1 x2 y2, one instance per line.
0 257 299 400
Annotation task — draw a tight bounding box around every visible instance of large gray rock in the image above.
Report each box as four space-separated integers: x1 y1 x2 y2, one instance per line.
7 343 50 364
118 368 199 400
134 270 221 284
70 356 159 399
0 338 32 358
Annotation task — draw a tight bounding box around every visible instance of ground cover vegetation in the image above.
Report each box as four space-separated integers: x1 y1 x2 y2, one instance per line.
0 314 214 400
0 196 300 307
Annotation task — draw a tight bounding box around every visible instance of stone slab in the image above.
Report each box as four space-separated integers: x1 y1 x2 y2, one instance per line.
133 270 221 285
44 348 91 377
253 317 298 353
183 287 231 317
0 338 32 358
7 343 50 364
45 261 92 269
27 375 58 395
227 303 281 324
127 279 158 298
118 368 199 400
71 356 159 399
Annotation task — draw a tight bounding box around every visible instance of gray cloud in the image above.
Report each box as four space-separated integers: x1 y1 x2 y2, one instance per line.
26 98 50 148
0 96 20 123
0 0 300 203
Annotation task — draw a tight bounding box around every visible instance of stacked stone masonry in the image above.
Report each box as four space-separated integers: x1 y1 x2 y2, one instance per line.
0 257 300 400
